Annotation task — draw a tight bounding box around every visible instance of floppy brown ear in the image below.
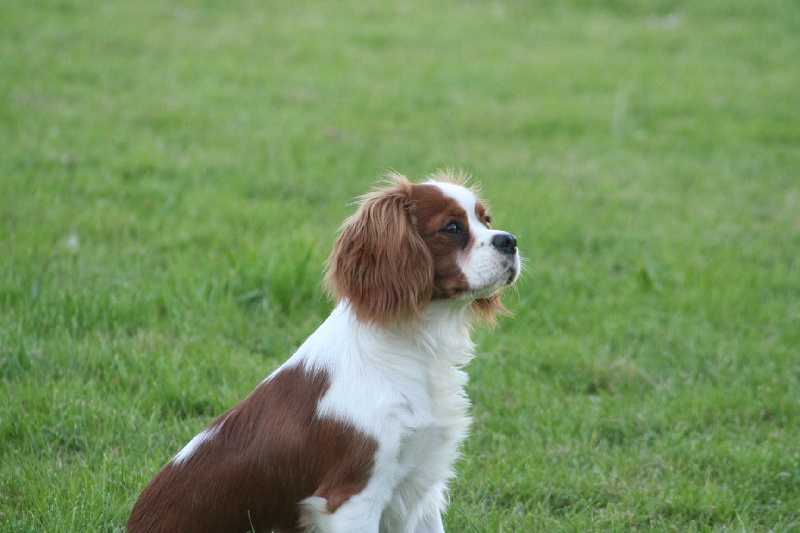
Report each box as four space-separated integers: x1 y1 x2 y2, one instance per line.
324 177 434 327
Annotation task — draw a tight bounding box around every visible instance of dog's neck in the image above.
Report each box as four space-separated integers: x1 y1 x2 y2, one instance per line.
280 301 473 383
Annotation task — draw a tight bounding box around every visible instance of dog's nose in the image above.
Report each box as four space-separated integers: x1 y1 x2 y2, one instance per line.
491 233 517 255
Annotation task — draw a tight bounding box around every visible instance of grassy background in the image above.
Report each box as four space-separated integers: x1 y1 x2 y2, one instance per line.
2 0 799 531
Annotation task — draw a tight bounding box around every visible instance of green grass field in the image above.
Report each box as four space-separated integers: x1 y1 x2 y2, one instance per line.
2 0 799 531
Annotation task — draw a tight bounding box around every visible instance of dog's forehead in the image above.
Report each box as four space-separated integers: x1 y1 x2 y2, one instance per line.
425 181 480 218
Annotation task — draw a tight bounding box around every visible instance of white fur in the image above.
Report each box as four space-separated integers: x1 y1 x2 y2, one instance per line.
289 300 471 533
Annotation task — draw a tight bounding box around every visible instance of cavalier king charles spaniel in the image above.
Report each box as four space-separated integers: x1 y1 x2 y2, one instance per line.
128 170 520 533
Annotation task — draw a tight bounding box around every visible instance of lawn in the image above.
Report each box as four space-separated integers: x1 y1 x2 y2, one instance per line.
2 0 799 531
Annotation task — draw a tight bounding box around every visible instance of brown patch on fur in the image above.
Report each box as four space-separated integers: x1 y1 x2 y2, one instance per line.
474 201 491 228
410 183 472 299
471 294 512 328
127 366 378 533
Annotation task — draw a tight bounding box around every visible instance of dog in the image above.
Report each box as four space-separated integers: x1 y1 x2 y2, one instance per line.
128 170 520 532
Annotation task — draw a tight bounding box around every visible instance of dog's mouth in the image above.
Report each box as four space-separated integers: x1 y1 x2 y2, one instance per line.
462 267 518 299
433 255 520 301
505 260 521 286
505 269 518 286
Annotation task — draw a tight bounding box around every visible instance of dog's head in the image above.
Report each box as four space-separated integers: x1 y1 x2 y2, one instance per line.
325 170 520 328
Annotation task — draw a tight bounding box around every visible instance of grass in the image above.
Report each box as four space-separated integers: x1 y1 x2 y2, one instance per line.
2 0 799 530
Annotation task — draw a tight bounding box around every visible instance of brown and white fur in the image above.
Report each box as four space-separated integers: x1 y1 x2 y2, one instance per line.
128 171 520 533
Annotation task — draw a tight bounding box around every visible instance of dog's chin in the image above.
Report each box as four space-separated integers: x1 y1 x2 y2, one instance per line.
463 268 518 301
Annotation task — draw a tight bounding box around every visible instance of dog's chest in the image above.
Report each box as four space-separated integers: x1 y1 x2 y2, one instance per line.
372 370 470 529
391 365 471 477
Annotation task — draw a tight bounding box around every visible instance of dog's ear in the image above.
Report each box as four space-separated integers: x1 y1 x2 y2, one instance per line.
325 177 434 327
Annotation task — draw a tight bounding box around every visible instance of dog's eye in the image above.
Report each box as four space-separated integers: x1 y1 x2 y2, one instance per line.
484 215 492 229
442 222 462 235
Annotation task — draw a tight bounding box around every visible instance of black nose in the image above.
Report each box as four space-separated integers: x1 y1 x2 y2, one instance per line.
491 233 517 255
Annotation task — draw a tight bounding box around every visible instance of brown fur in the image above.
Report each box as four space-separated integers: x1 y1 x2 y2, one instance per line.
410 182 472 299
127 366 377 533
471 295 511 327
324 176 435 327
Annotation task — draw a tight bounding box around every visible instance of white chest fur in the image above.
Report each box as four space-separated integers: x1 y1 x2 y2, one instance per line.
287 302 475 531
